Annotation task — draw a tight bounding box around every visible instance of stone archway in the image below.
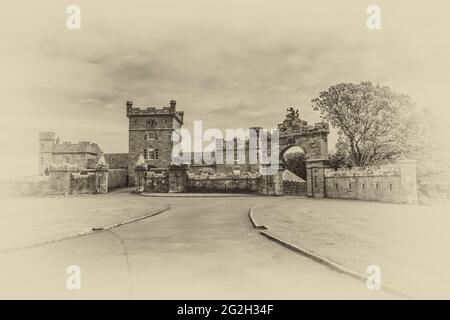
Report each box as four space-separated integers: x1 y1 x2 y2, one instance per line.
280 146 306 179
277 109 330 197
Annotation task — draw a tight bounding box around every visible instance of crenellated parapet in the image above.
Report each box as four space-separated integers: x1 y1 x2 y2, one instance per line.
125 100 184 124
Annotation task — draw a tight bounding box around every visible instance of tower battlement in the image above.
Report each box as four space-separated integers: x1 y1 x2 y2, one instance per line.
126 100 184 124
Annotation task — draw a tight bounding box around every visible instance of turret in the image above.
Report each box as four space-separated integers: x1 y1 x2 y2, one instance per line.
38 131 56 175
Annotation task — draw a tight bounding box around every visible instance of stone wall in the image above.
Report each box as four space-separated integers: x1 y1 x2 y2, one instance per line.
104 153 129 169
52 153 100 169
188 172 259 193
283 180 306 195
70 172 96 194
108 169 128 189
323 160 418 204
144 170 169 193
136 164 284 195
45 140 102 171
45 164 110 195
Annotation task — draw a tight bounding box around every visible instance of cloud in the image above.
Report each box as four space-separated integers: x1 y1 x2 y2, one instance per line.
2 0 450 177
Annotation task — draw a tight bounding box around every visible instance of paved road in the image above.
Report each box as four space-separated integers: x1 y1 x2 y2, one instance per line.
0 193 394 299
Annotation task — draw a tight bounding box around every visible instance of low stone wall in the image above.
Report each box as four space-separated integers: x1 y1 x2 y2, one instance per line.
144 170 169 193
283 180 306 195
108 169 128 189
135 165 283 195
71 172 96 194
47 164 109 195
324 160 418 204
187 172 259 193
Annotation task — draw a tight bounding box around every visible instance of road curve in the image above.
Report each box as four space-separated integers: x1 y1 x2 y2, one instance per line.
0 196 395 299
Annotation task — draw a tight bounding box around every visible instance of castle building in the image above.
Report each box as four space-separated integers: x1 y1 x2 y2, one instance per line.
38 132 102 175
38 100 330 195
126 100 184 186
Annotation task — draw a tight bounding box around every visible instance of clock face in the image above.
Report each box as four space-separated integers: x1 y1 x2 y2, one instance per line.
146 119 157 127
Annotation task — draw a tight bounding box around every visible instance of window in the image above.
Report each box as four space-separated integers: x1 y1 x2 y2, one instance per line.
148 148 155 160
349 183 352 189
314 176 317 188
145 131 156 140
143 149 148 160
41 157 44 164
148 148 159 160
336 183 338 190
390 183 392 191
362 183 365 190
376 183 379 190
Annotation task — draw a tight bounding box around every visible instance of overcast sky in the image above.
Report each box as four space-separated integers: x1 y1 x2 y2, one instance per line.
1 0 450 177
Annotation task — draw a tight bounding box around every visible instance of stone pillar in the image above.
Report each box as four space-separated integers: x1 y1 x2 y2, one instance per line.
258 164 284 196
134 153 148 193
134 166 147 193
94 155 109 194
95 167 109 194
168 164 188 193
306 159 329 198
399 159 418 205
48 163 78 195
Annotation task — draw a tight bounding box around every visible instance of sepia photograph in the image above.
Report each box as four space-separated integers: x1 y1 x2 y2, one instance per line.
1 0 450 313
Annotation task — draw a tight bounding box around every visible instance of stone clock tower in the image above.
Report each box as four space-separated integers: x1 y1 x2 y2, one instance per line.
126 100 184 186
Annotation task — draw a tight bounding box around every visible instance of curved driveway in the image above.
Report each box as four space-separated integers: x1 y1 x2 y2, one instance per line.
0 193 394 299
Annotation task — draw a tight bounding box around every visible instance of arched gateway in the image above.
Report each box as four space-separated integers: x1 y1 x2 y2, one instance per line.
278 108 330 197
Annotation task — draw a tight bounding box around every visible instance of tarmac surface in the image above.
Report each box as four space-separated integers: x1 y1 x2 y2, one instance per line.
0 189 394 299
